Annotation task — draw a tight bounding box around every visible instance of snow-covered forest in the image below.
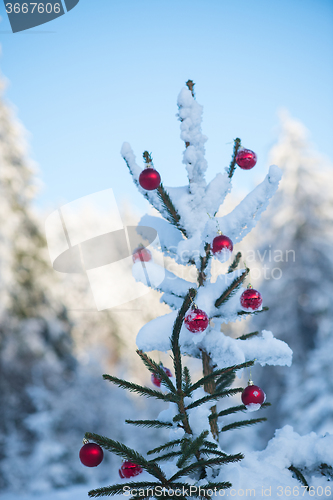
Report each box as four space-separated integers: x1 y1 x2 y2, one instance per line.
1 74 333 500
0 73 169 496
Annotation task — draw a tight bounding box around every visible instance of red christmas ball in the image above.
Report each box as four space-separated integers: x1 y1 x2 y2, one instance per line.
241 384 266 411
139 168 161 190
79 443 104 467
212 235 233 262
151 365 172 387
235 148 257 170
119 461 143 479
240 288 263 312
184 308 209 333
132 246 152 263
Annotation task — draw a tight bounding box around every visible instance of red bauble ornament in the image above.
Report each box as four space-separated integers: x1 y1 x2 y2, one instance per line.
212 234 233 263
241 383 266 412
132 246 152 263
184 307 209 333
151 365 172 387
79 443 104 467
119 461 143 479
139 168 161 190
240 288 263 312
235 148 257 170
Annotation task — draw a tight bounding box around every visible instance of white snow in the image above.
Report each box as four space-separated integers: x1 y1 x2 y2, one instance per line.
204 164 282 245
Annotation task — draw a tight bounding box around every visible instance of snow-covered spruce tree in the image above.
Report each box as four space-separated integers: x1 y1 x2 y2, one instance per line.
81 83 333 498
248 112 333 441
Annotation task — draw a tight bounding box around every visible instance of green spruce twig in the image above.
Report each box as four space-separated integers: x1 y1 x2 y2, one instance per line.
215 371 236 391
88 482 161 498
228 252 242 273
157 184 188 238
171 288 196 394
170 288 197 436
102 374 177 402
237 331 260 340
176 431 209 468
125 419 173 429
198 243 211 286
288 465 309 488
84 432 166 482
228 138 242 179
209 402 272 421
186 360 254 395
136 350 176 393
221 418 267 432
147 439 184 456
215 268 249 308
142 151 187 237
169 454 244 482
183 366 192 393
151 451 183 463
237 306 269 316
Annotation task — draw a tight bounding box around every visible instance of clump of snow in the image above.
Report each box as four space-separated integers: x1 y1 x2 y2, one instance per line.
137 314 292 370
212 247 233 264
221 426 333 499
138 214 184 257
245 402 263 412
204 165 283 245
204 172 231 216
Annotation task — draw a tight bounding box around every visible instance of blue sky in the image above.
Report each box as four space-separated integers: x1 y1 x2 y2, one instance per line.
0 0 332 216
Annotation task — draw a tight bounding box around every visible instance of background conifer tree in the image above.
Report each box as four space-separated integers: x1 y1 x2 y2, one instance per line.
249 111 333 442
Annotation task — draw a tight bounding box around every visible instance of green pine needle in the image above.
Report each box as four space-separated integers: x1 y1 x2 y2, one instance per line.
202 440 218 449
176 431 209 468
102 374 176 402
147 439 184 455
215 372 236 392
125 419 173 429
136 350 176 393
151 451 182 462
237 331 260 340
88 482 161 498
156 183 187 238
221 417 267 432
183 366 192 393
169 454 244 482
173 413 187 423
228 138 242 179
215 268 249 308
171 289 196 392
288 465 309 488
84 432 166 482
201 449 227 458
238 306 269 316
186 360 254 395
227 252 242 273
